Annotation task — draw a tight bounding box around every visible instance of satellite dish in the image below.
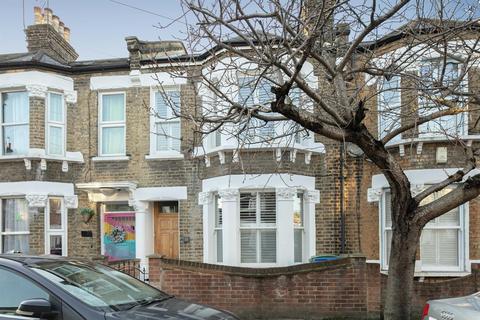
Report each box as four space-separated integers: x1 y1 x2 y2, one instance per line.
346 142 364 157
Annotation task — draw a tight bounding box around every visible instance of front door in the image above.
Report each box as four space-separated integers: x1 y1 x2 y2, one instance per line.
154 201 179 259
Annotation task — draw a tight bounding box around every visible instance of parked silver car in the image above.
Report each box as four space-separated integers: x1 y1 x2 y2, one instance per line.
423 292 480 319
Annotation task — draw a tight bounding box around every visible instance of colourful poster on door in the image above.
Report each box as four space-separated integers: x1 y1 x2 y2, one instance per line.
103 212 135 261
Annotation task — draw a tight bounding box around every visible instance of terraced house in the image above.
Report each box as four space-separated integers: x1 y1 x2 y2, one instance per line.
0 7 324 274
1 6 480 291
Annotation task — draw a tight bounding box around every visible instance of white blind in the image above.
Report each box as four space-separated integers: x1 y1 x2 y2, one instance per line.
240 193 257 225
260 230 276 263
241 230 257 263
260 192 276 224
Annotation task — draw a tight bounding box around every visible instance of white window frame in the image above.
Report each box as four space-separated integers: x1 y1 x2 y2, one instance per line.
149 87 182 157
98 92 126 157
294 192 304 263
0 197 30 253
239 190 277 266
44 197 68 256
0 90 29 156
418 60 468 138
46 92 66 156
380 189 467 273
378 76 401 143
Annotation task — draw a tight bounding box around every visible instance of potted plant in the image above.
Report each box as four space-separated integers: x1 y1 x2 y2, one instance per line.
79 208 95 223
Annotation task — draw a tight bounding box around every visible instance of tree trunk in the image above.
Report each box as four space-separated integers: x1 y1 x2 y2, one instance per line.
383 224 421 320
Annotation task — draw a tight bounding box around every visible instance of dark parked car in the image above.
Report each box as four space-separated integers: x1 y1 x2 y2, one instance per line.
0 255 238 320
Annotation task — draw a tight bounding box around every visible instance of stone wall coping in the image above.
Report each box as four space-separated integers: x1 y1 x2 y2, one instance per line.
148 255 366 278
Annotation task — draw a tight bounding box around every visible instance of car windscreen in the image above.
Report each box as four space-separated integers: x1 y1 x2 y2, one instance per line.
30 261 168 311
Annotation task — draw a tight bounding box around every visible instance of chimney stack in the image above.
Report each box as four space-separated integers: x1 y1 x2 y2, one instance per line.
26 7 78 63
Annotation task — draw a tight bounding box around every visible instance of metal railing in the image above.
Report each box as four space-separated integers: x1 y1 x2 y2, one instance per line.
106 259 149 283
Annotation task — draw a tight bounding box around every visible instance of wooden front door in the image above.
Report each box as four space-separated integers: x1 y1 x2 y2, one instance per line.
154 202 179 258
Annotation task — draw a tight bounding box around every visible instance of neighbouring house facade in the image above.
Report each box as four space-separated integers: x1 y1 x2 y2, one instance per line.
1 7 480 284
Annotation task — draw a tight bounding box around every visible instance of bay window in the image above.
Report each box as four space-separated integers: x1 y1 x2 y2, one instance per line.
47 92 65 156
99 92 126 156
153 90 181 153
1 91 29 155
1 198 30 254
381 188 465 272
239 191 276 264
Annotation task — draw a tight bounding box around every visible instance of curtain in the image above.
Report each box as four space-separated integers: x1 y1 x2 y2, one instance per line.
49 93 63 122
102 127 125 155
48 126 64 155
2 92 29 155
102 94 124 122
2 92 28 124
2 199 29 232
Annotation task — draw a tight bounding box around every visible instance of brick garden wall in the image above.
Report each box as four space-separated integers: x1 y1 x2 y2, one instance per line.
149 256 480 319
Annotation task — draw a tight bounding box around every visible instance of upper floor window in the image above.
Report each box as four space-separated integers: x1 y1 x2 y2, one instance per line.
381 188 465 272
418 61 467 137
153 90 181 153
99 93 125 156
238 76 276 140
1 91 29 155
239 191 276 264
47 92 65 156
378 76 401 142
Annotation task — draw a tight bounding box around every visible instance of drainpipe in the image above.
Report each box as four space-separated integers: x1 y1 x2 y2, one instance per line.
339 143 346 254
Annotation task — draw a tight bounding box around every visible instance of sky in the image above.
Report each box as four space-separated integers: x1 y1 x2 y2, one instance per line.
2 0 479 61
0 0 188 60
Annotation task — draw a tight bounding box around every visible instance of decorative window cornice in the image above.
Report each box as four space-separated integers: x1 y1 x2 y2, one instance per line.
276 187 296 201
218 188 239 201
25 194 48 208
303 190 320 203
26 84 48 98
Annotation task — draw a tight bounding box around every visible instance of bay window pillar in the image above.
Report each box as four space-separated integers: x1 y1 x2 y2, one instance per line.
199 192 214 263
131 200 149 272
276 188 296 266
219 188 239 266
304 190 320 260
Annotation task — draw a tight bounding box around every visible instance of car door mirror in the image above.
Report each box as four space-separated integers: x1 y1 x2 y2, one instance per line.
16 299 52 318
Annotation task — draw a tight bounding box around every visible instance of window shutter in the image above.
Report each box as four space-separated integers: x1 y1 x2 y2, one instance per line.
438 229 458 266
240 193 257 225
260 230 276 263
378 77 401 141
260 192 276 224
385 192 392 228
294 229 303 263
257 78 274 104
169 91 181 116
155 92 168 118
240 230 257 263
420 230 437 266
238 77 255 106
171 121 181 151
156 123 168 151
216 230 223 263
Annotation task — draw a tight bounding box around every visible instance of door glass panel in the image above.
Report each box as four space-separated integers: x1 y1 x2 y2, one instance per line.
49 235 63 255
157 201 178 214
49 198 62 230
0 267 49 310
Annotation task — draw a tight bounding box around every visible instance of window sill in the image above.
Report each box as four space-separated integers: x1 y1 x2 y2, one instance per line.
92 156 130 162
0 150 84 163
385 134 480 148
145 153 184 160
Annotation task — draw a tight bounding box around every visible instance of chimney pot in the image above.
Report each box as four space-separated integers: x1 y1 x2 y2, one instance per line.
34 7 43 24
64 27 71 43
52 15 60 31
44 8 53 25
59 21 65 35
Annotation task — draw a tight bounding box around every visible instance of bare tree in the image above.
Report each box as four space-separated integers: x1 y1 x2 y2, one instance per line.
152 0 480 319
